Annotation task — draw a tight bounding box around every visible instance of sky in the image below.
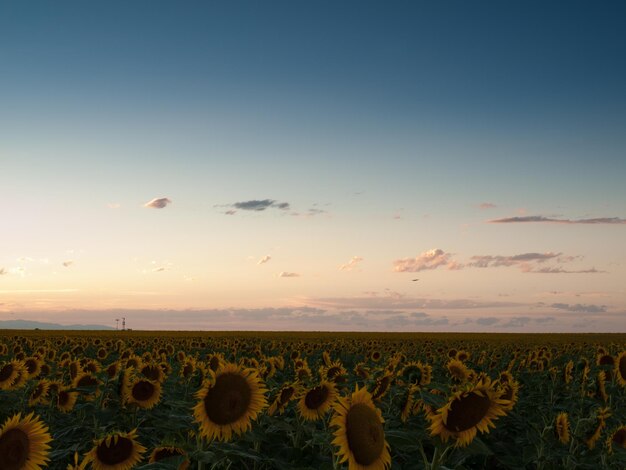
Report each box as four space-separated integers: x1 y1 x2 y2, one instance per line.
1 1 625 331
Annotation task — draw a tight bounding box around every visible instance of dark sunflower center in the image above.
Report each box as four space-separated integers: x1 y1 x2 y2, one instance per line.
132 381 155 401
613 429 626 446
141 366 160 381
599 355 614 366
404 366 421 384
0 428 29 470
96 436 133 465
31 384 44 400
204 372 252 425
0 364 14 382
345 403 385 466
24 359 37 374
305 385 329 410
154 447 184 460
446 391 492 432
58 390 70 406
619 356 626 381
77 375 98 388
209 357 220 371
327 367 341 379
279 387 295 404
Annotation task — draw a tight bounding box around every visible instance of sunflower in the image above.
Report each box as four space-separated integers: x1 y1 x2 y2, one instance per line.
0 412 52 470
595 371 608 402
606 426 626 453
370 373 394 402
298 380 338 421
320 360 348 384
193 362 267 442
0 361 25 390
66 451 88 470
446 359 472 383
148 446 190 469
615 351 626 387
428 378 509 447
397 361 432 388
57 387 79 413
23 357 43 379
495 378 519 412
555 412 570 444
73 372 101 401
123 377 162 409
28 379 51 407
84 429 146 470
400 386 417 423
331 386 391 470
563 361 574 384
268 382 301 416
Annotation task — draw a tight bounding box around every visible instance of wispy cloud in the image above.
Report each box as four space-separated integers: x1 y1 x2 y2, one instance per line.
227 199 290 213
257 255 271 265
532 267 604 274
107 203 121 209
489 215 626 224
278 272 300 278
468 252 560 268
550 303 607 313
479 202 497 209
393 249 458 272
306 293 521 310
144 197 172 209
339 256 363 271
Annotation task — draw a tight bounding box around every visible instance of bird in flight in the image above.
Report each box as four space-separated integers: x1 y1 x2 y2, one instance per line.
411 278 419 282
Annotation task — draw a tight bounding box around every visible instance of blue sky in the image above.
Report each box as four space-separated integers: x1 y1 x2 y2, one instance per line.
1 1 625 331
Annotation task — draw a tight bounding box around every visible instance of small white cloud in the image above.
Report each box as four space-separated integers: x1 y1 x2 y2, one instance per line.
339 256 363 271
144 197 172 209
278 272 300 278
107 203 121 209
258 255 272 265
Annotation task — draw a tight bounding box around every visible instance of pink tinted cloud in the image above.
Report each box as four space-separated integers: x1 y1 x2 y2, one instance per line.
393 249 457 273
144 197 172 209
479 202 497 209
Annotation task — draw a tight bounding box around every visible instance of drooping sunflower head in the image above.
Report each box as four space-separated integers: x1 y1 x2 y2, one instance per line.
0 412 52 470
268 382 301 416
397 361 432 387
148 446 190 469
606 426 626 453
615 351 626 387
298 380 338 421
193 363 267 442
370 373 394 402
446 359 472 383
331 386 391 470
428 378 509 447
84 429 146 470
555 412 570 444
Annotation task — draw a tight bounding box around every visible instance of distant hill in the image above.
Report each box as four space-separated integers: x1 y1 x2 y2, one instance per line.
0 319 115 330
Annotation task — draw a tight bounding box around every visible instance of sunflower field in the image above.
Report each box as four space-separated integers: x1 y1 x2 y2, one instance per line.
0 330 625 469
